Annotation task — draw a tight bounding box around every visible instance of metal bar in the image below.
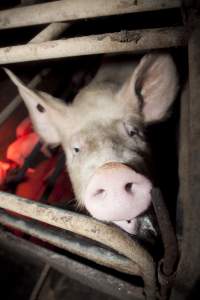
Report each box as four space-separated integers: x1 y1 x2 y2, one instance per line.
0 27 186 65
0 230 145 300
29 22 70 44
0 210 140 276
0 0 181 30
0 191 156 299
170 13 200 300
6 141 42 185
40 151 66 202
0 22 70 126
29 264 51 300
151 189 179 300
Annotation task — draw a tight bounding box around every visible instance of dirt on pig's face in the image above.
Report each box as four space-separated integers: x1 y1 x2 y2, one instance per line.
63 89 149 206
67 120 149 201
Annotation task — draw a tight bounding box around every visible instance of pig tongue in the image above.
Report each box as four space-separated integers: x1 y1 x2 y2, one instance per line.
113 219 137 234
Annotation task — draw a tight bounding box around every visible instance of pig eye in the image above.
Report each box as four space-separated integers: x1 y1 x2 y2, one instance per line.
128 128 139 137
124 123 139 137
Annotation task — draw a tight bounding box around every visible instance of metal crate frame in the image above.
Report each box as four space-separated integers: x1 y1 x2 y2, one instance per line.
0 1 199 299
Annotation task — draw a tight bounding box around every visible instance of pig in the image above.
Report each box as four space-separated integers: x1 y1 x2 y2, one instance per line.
4 52 178 237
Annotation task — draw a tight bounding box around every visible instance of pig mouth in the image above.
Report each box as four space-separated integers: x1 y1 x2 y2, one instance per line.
112 218 138 234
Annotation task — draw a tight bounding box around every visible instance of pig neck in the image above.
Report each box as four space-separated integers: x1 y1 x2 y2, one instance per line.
71 60 136 106
90 60 137 88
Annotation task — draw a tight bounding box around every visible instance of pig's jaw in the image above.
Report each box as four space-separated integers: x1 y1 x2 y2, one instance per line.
113 219 138 234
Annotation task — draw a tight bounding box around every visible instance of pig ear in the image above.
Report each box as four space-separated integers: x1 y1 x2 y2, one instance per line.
122 54 179 123
4 68 62 145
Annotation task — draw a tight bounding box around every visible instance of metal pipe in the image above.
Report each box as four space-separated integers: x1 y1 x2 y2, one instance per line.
29 22 70 44
0 27 186 65
171 12 200 300
0 230 144 300
151 189 179 300
0 0 181 30
0 191 156 299
151 189 179 276
29 264 51 300
0 22 70 126
0 210 140 276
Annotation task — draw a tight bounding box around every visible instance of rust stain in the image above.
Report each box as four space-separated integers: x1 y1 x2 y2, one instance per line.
117 0 138 9
111 31 141 43
0 17 10 27
97 31 141 44
4 47 11 53
60 215 73 223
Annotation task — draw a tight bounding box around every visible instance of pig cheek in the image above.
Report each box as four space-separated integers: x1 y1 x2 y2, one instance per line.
113 219 138 234
65 158 91 205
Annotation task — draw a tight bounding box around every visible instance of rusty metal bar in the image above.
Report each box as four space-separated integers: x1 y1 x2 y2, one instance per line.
170 85 189 300
0 22 70 125
0 209 140 276
0 0 181 30
151 189 179 300
170 12 200 300
0 191 156 299
0 230 144 300
0 27 186 65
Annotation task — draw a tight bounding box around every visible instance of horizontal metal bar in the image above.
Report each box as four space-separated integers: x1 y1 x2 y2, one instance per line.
0 27 186 64
0 229 144 300
0 191 155 299
0 210 140 276
0 0 181 30
0 22 70 125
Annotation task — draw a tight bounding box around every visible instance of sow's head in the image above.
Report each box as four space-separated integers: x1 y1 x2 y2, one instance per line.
5 53 178 234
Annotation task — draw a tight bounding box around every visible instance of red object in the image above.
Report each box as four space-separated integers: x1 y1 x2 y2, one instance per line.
1 117 74 238
16 117 33 138
0 160 16 186
16 155 73 204
7 132 40 166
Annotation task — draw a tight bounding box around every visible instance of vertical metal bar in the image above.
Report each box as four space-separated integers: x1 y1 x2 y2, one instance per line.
171 11 200 300
29 264 51 300
151 189 179 300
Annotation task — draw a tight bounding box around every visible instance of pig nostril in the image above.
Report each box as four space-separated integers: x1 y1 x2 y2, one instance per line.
93 189 105 198
125 182 133 194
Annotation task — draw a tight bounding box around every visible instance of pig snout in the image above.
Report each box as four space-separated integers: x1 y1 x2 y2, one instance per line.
84 162 152 231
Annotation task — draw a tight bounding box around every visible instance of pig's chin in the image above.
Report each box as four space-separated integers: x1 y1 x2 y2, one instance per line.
112 219 138 234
